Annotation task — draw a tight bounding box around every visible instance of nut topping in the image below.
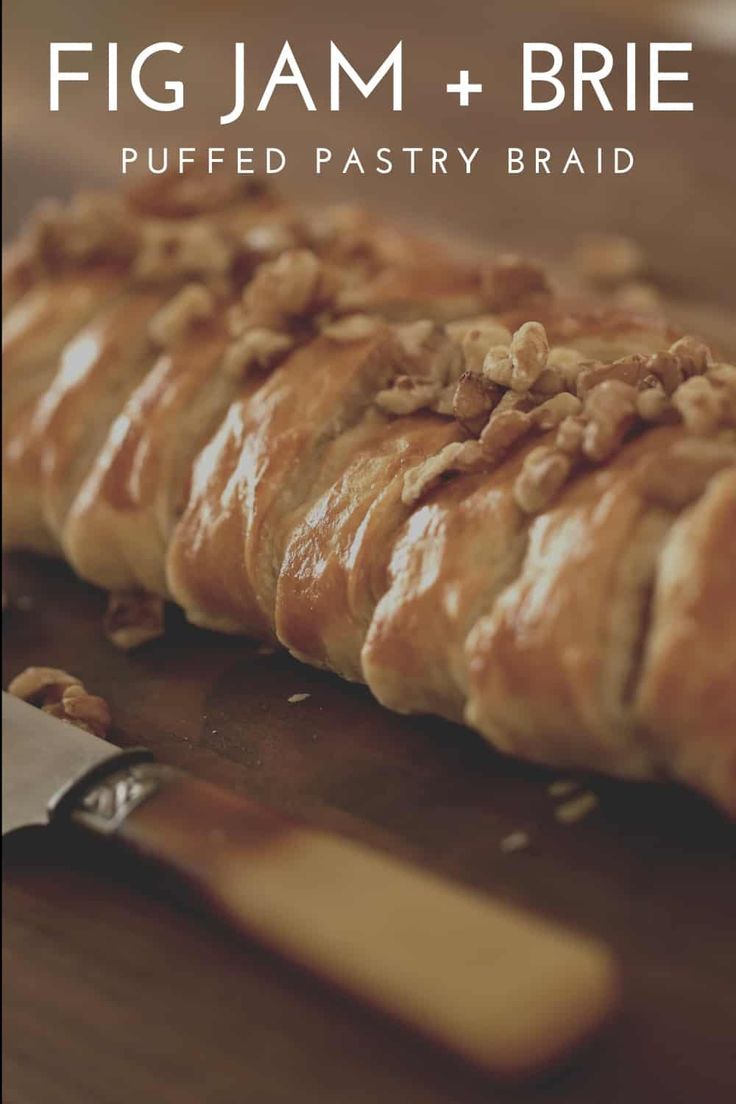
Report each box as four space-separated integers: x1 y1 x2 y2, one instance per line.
8 667 112 739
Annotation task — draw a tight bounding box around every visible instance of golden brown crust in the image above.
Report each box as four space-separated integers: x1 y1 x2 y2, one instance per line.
635 467 736 813
3 180 735 817
277 413 462 680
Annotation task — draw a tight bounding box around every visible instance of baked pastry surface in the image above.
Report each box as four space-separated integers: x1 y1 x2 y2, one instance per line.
3 175 734 815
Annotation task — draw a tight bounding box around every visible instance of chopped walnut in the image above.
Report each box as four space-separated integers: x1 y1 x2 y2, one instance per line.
148 284 215 348
706 364 736 423
554 791 599 824
128 173 271 218
396 322 464 385
491 390 538 416
582 380 638 461
401 440 484 505
28 193 140 268
134 221 232 285
555 415 586 456
321 313 382 342
547 346 589 390
513 446 572 514
531 367 565 396
673 376 726 436
578 345 707 400
530 392 582 430
481 255 550 311
8 667 111 739
452 372 501 432
669 336 713 373
431 382 458 416
241 249 338 328
576 354 649 397
460 320 513 374
509 321 549 392
394 319 437 358
242 221 300 260
636 380 671 423
221 328 295 378
482 346 514 388
375 377 441 415
573 234 644 285
478 409 532 463
104 591 165 651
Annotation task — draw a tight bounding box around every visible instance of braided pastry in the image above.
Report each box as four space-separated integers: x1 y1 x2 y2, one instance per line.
4 175 734 815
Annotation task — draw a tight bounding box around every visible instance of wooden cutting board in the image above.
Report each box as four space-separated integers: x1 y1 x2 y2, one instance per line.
3 551 736 1104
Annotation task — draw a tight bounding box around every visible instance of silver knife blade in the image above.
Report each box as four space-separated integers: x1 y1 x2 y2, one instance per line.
2 692 126 835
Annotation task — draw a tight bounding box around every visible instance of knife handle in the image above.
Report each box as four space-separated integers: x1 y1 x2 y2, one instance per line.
60 759 618 1077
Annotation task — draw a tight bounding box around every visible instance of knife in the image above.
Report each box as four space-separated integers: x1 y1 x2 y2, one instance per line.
2 691 618 1077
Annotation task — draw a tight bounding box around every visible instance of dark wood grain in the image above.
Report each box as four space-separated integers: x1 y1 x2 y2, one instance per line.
4 551 736 1104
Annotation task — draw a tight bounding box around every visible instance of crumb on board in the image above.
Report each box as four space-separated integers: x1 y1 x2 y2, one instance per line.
256 644 277 656
548 779 580 799
499 830 531 854
554 791 599 825
287 692 311 704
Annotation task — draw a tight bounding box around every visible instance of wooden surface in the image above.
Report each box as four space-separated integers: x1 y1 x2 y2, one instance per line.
4 555 736 1104
3 2 736 1101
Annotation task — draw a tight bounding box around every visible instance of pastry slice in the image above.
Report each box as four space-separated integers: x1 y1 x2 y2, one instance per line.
4 289 170 555
2 272 128 550
362 442 536 723
167 328 405 637
464 428 736 785
276 412 463 681
62 306 242 597
635 461 736 814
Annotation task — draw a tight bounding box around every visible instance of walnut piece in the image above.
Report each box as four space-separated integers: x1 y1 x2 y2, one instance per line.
672 376 726 435
452 372 501 432
582 380 638 461
513 446 572 514
478 409 532 463
530 392 582 430
555 414 586 456
547 346 588 390
134 220 232 285
240 249 338 328
321 313 382 342
636 381 670 423
8 667 111 739
460 320 513 374
149 283 215 348
221 328 295 378
482 345 514 388
375 377 440 415
28 192 140 269
509 321 549 392
401 441 484 505
104 591 165 651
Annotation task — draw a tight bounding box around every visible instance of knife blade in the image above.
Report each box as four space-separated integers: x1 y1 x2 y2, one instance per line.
2 691 619 1077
